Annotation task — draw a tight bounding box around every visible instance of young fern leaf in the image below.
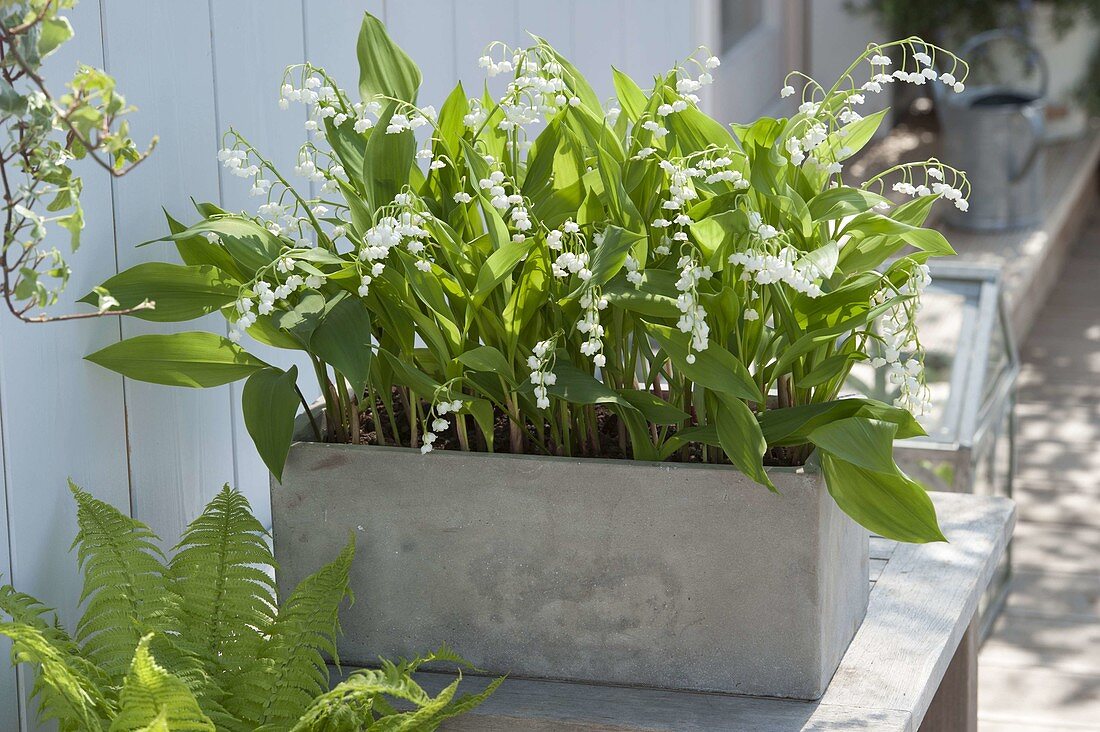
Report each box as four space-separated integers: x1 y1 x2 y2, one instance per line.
0 621 113 731
0 584 114 718
109 634 215 732
226 536 355 729
169 485 277 677
70 481 174 683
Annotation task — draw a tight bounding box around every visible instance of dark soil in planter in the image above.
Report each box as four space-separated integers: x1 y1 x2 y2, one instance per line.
342 388 812 467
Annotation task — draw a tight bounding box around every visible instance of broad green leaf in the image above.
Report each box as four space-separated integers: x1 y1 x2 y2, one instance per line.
618 389 689 424
821 452 946 543
602 270 680 318
644 323 762 402
611 67 648 122
37 17 73 59
807 416 898 474
356 11 421 104
689 210 750 258
760 398 925 446
547 355 636 409
165 211 243 280
568 225 645 299
156 217 282 274
808 186 889 222
310 297 373 389
86 332 268 388
363 102 417 210
714 395 774 491
82 263 238 322
243 366 301 480
456 345 515 386
472 237 532 307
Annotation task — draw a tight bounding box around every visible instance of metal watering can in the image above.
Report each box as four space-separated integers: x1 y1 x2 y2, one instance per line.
937 29 1049 231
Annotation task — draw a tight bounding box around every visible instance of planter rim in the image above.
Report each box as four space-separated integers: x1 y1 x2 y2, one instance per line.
288 439 819 476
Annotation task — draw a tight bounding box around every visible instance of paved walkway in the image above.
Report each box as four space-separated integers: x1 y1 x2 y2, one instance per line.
978 219 1100 730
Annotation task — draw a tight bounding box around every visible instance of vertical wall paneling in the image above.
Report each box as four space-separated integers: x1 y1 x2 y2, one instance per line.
453 1 519 95
101 1 235 543
303 1 380 95
384 1 458 111
571 0 627 101
209 0 314 527
0 1 133 727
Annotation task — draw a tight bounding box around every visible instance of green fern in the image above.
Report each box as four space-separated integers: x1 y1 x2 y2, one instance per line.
70 481 174 682
169 486 277 676
228 537 355 729
1 483 498 731
0 621 113 730
109 634 214 732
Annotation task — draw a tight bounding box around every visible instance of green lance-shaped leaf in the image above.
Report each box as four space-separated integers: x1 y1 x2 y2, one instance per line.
456 345 516 387
356 11 421 104
644 322 762 403
109 634 215 732
363 102 417 211
811 417 946 543
611 67 647 123
86 332 269 388
547 354 637 410
242 366 301 481
310 297 373 390
807 186 889 222
150 216 282 274
714 395 774 491
82 263 239 322
760 397 925 446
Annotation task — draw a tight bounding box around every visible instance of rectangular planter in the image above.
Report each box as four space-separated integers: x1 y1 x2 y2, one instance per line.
271 441 868 700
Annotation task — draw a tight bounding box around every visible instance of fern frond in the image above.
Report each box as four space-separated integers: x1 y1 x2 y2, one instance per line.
70 481 174 682
0 620 113 730
226 536 355 729
134 709 170 732
168 485 276 678
109 634 214 732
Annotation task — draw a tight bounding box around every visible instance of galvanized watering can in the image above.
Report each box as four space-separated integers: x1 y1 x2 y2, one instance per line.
938 29 1049 231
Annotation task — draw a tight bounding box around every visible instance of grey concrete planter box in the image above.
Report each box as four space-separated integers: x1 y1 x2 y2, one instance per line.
271 441 869 700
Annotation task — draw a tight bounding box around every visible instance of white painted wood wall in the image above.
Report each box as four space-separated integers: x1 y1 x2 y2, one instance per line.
0 1 699 727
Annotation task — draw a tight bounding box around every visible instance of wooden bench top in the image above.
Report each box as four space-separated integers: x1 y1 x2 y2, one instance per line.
418 491 1015 731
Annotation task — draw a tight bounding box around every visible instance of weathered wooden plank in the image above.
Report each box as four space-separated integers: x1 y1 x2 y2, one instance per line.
209 0 315 527
100 0 237 543
0 1 132 726
919 620 976 732
983 613 1100 675
385 0 458 109
821 493 1015 727
978 665 1100 729
422 671 911 731
1006 569 1100 621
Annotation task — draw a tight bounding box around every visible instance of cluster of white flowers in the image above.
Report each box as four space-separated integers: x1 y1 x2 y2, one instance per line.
479 45 579 134
385 105 434 135
892 166 969 211
655 53 720 118
279 73 392 136
256 201 306 237
728 245 824 298
356 197 433 293
229 256 321 342
869 263 933 414
698 156 750 187
477 169 523 211
578 290 609 367
624 254 643 287
527 339 558 409
218 148 267 187
549 220 592 280
674 255 712 362
420 397 465 454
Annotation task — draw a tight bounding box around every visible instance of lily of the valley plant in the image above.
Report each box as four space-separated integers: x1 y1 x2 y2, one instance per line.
85 14 971 544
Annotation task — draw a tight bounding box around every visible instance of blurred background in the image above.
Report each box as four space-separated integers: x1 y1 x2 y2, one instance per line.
1 1 1098 729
